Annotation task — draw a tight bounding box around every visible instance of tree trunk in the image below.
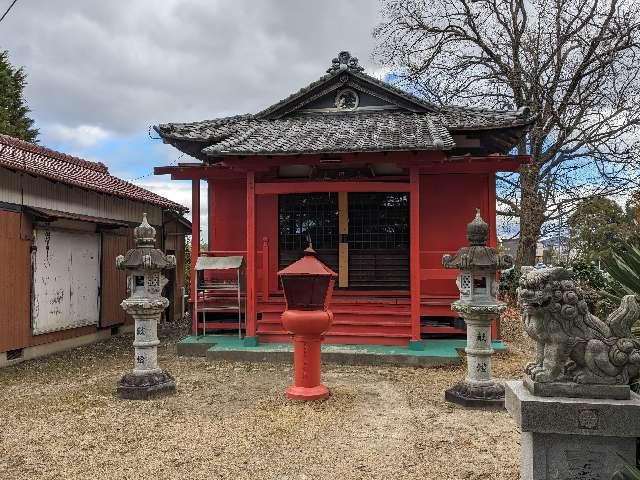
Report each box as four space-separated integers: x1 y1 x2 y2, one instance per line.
516 166 545 267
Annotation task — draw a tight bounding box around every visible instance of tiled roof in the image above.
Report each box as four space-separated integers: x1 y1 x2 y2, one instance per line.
154 51 535 159
161 111 454 156
156 106 532 157
438 106 533 130
0 134 187 211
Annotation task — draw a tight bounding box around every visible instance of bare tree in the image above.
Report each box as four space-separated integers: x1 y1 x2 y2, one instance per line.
374 0 640 265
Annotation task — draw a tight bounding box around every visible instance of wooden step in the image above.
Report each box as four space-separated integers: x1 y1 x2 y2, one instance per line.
258 332 409 347
197 305 241 312
258 321 411 336
328 325 411 336
197 321 244 331
260 311 409 322
258 316 410 326
421 325 465 335
260 305 410 315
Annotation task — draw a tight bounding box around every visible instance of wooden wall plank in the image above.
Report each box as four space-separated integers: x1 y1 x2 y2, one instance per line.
338 191 349 288
419 173 491 297
100 229 131 327
0 211 31 352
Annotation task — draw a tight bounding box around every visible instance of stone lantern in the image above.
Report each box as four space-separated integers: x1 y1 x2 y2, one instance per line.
278 246 337 400
442 209 512 408
115 213 177 400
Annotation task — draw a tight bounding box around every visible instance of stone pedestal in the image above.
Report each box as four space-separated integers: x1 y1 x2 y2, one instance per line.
117 300 176 400
445 305 505 409
506 381 640 479
115 213 177 401
117 370 176 400
441 210 512 409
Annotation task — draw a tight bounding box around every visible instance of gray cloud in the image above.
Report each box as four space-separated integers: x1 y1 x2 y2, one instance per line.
2 0 382 135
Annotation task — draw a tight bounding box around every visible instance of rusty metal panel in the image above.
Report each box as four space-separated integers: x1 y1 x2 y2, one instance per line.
100 230 132 327
32 227 101 335
0 210 31 352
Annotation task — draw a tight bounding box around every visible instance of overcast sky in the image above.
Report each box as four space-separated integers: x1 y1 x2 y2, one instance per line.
1 0 385 235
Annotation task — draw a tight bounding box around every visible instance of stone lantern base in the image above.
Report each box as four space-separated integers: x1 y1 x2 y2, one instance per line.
445 380 505 409
117 370 176 400
445 304 506 410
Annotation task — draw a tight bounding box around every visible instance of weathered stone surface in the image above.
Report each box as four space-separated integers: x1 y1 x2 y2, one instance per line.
115 214 177 400
517 267 640 393
117 371 176 400
442 211 509 409
508 266 640 477
523 374 630 400
521 431 634 480
506 381 640 437
507 381 640 479
445 380 505 410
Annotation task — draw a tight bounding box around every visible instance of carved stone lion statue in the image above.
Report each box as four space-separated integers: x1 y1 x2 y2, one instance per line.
517 266 640 385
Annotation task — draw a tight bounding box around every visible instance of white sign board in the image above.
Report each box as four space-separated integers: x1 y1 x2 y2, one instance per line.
32 228 100 335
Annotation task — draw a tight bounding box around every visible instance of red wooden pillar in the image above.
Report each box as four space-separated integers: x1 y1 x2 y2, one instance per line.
410 168 421 342
488 173 500 340
261 237 269 301
190 178 200 335
207 179 214 249
246 171 257 339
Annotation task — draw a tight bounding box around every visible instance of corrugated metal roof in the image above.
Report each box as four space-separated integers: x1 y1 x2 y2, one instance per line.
195 256 244 270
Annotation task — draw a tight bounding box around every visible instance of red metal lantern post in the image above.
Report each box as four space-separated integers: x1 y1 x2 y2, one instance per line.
278 247 337 400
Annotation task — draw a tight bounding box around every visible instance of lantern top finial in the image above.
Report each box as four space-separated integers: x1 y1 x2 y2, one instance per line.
116 213 176 271
442 208 513 272
467 208 489 246
134 213 156 247
277 248 337 278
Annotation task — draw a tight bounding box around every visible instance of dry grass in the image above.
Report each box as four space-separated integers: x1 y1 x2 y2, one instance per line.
0 321 530 480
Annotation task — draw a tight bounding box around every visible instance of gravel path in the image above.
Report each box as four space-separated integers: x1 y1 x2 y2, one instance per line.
0 331 528 480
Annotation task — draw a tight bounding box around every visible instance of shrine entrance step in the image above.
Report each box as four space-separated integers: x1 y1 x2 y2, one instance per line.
176 335 507 367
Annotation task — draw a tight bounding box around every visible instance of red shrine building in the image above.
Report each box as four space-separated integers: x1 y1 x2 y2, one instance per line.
154 51 533 347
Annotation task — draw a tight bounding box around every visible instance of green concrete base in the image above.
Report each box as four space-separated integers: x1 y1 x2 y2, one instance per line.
408 340 426 351
242 336 259 347
177 335 507 367
176 335 219 357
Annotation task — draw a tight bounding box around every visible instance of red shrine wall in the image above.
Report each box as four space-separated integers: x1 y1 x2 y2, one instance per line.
209 172 496 302
419 173 495 298
209 179 246 250
209 180 279 289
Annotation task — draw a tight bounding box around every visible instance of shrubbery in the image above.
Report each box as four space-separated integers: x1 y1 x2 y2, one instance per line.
558 259 617 318
499 259 617 318
498 267 519 304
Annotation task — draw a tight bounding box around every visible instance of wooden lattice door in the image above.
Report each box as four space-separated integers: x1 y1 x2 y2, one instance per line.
347 193 409 289
278 192 409 290
278 193 338 273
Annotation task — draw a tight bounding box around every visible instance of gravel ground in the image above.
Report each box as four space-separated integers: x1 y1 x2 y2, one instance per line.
0 321 530 480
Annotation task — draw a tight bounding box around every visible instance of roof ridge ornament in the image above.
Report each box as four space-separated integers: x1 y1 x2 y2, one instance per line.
327 51 365 73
